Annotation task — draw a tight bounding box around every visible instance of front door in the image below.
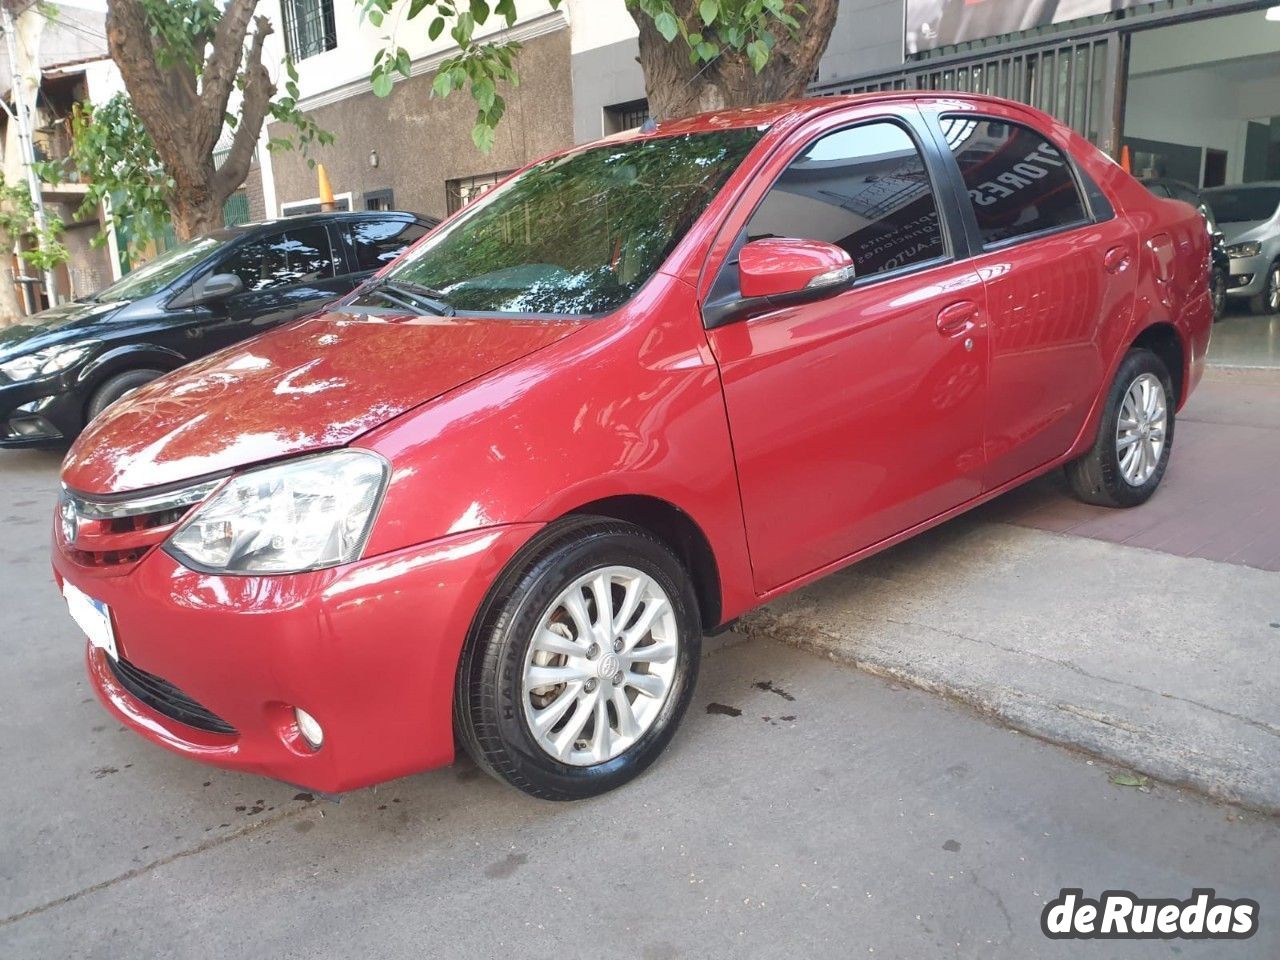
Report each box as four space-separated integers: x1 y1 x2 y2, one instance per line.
200 223 348 353
704 110 990 593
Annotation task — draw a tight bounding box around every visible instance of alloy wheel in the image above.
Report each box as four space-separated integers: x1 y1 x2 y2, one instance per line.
521 566 679 766
1269 265 1280 312
1115 372 1167 487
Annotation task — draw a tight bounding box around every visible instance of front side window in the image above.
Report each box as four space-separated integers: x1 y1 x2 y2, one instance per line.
746 122 945 277
941 117 1088 246
281 0 337 61
349 220 430 272
220 226 336 293
375 128 761 316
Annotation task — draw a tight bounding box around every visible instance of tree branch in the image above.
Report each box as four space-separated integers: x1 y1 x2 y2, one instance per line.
196 0 260 154
210 16 274 202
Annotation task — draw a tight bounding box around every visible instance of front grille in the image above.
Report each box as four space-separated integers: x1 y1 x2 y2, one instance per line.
106 655 237 736
60 479 221 571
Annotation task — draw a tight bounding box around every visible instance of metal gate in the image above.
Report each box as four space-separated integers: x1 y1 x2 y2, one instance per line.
811 35 1126 155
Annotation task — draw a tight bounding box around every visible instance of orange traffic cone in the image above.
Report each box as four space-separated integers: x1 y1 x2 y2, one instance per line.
318 163 336 211
1119 144 1132 174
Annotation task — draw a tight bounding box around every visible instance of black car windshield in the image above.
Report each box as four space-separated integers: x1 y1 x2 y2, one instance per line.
360 128 762 317
93 234 230 303
1204 187 1280 224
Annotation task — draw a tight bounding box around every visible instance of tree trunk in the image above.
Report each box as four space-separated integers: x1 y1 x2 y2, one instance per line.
106 0 276 242
633 0 840 120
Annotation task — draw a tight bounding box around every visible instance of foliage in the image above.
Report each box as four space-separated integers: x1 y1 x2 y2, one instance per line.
36 96 171 253
0 173 69 271
362 0 801 152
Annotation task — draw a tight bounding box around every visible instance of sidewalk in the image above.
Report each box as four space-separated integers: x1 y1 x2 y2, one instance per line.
740 369 1280 814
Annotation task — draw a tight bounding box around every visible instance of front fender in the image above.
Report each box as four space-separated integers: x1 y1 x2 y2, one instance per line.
77 342 187 387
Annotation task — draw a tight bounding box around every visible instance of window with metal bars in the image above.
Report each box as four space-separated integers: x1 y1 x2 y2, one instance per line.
604 98 651 134
282 0 337 62
445 172 512 214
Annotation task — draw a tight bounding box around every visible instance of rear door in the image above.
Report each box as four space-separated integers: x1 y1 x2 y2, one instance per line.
342 217 433 285
924 105 1139 489
703 104 990 593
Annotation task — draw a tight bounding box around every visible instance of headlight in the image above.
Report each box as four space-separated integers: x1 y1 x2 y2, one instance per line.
166 451 389 574
1227 241 1262 258
0 340 99 381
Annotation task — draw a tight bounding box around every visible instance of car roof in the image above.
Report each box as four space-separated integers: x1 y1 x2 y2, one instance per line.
218 209 434 239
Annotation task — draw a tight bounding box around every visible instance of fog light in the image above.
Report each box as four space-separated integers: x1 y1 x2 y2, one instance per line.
294 707 324 749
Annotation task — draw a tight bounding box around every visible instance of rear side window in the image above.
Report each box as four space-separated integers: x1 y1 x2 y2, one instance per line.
349 219 429 272
941 117 1087 246
747 121 945 276
221 226 337 292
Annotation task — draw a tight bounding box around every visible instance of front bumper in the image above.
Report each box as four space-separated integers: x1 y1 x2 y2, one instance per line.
55 522 542 793
1226 253 1268 297
0 373 84 447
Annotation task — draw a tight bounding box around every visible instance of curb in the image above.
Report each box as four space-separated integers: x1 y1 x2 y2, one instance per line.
738 608 1280 819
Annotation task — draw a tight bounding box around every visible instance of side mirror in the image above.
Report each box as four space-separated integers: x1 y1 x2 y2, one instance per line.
738 238 854 300
192 272 244 304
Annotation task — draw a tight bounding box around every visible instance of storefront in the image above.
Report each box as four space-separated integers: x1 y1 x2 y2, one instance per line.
814 0 1280 185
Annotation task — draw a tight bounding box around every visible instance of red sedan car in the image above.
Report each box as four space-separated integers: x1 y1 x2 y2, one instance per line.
54 94 1211 799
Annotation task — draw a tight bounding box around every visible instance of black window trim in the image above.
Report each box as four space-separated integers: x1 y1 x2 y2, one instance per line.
927 111 1107 256
702 108 964 329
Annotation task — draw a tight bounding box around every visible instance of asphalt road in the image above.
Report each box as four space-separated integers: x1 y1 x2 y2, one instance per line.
2 447 1277 959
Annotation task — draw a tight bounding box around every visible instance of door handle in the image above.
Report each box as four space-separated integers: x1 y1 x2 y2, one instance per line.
1104 246 1131 274
937 300 979 336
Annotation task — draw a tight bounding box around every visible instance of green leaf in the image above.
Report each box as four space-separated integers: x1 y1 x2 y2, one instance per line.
372 71 394 97
698 0 718 26
473 75 496 110
746 38 769 73
432 69 454 97
368 9 383 26
395 48 412 77
471 122 495 153
428 15 445 40
653 10 679 42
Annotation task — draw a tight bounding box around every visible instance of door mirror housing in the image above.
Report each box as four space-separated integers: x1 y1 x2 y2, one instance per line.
738 238 854 300
190 272 244 305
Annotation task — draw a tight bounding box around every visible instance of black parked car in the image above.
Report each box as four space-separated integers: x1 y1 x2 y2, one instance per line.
1140 177 1230 319
0 210 437 447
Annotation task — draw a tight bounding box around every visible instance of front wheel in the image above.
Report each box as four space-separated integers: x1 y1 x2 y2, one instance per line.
1065 348 1174 508
455 518 701 800
86 368 164 422
1249 260 1280 315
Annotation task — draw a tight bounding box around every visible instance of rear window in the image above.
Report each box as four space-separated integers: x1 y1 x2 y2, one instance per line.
349 219 430 272
941 117 1088 246
1204 187 1280 224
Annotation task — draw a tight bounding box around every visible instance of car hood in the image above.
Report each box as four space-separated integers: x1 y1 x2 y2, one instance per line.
1219 220 1272 245
0 299 124 361
62 309 586 495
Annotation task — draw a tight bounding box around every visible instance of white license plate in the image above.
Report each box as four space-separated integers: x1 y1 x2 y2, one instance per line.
64 581 118 661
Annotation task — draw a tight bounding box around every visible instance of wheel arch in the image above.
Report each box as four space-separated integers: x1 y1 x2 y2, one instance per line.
1129 321 1185 407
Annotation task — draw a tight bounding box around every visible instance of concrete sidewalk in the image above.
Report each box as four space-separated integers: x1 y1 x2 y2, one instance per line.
741 373 1280 815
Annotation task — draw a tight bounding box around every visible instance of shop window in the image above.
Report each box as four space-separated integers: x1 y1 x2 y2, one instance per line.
446 172 512 214
282 0 337 61
941 117 1087 247
747 121 945 276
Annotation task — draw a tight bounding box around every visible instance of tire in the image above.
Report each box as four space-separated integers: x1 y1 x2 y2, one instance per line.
455 516 701 800
87 369 164 421
1065 348 1174 508
1248 260 1280 316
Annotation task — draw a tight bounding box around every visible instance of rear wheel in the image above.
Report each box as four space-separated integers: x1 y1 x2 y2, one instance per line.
87 369 164 421
1249 260 1280 315
1065 348 1174 508
455 517 700 800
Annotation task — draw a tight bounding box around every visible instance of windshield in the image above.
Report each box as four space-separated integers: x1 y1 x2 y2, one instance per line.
364 128 762 317
94 235 230 303
1203 187 1280 224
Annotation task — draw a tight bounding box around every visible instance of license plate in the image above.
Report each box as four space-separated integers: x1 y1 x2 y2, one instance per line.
64 581 118 661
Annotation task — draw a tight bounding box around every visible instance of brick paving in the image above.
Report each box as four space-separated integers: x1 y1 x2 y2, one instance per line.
984 370 1280 571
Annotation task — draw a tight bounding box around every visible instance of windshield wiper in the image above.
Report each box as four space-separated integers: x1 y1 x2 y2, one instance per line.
367 278 455 317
